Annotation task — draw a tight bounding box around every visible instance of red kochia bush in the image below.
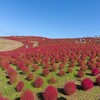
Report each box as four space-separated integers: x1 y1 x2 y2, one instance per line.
59 63 65 69
42 68 50 76
0 97 9 100
9 76 18 84
80 65 87 71
96 62 100 68
33 65 39 71
27 73 34 81
58 69 66 77
96 75 100 86
34 77 44 88
77 70 84 78
0 94 9 100
7 68 18 78
81 78 94 90
49 77 56 84
22 67 30 74
69 63 75 68
51 65 57 72
20 90 36 100
92 68 99 76
16 81 24 92
64 81 76 95
67 68 73 73
43 85 58 100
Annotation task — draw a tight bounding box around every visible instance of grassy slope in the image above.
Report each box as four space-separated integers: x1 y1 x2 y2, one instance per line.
0 61 100 100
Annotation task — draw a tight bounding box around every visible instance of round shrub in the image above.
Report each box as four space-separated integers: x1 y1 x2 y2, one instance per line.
96 62 100 68
7 68 18 78
20 90 36 100
49 77 56 84
88 63 96 70
77 70 84 78
58 69 66 77
27 73 34 81
59 63 65 69
92 68 99 76
80 65 87 71
16 81 24 92
43 85 58 100
22 67 30 74
34 77 44 88
33 65 39 71
42 68 49 76
67 68 72 73
9 76 18 84
51 65 57 72
0 97 8 100
64 81 76 95
96 75 100 86
69 63 75 68
0 94 9 100
81 78 94 90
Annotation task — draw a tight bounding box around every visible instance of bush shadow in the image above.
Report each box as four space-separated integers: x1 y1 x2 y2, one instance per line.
57 97 67 100
37 92 44 100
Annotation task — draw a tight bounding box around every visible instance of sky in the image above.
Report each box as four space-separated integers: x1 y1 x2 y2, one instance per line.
0 0 100 38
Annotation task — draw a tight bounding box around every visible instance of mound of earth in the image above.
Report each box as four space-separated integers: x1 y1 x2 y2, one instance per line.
0 38 23 52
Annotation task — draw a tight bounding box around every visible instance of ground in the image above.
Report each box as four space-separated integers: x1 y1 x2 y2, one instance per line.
0 38 23 52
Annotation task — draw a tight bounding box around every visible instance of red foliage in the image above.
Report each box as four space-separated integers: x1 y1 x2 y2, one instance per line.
64 81 76 95
69 63 75 68
96 62 100 68
45 63 51 69
81 78 94 90
22 67 30 74
7 68 18 78
59 63 65 69
43 85 58 100
51 65 57 72
50 59 55 65
78 60 85 66
0 97 9 100
16 81 24 92
42 68 50 76
96 75 100 86
88 63 96 70
0 93 9 100
20 90 36 100
77 70 84 78
92 68 99 76
55 57 60 63
49 77 56 84
34 77 44 88
80 65 87 71
33 65 39 71
58 69 66 77
9 76 18 84
67 68 73 73
0 59 10 71
27 73 34 81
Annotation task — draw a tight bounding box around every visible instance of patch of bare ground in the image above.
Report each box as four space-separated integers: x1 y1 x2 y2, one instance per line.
0 38 23 52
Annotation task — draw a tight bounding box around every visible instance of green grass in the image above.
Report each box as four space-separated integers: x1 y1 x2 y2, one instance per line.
0 62 100 100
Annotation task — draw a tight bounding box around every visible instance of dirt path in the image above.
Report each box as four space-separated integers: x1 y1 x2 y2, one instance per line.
0 38 23 52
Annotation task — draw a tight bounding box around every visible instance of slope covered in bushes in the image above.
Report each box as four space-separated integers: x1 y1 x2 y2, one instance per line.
0 36 100 100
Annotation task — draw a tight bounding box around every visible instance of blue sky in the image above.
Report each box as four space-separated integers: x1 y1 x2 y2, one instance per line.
0 0 100 38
